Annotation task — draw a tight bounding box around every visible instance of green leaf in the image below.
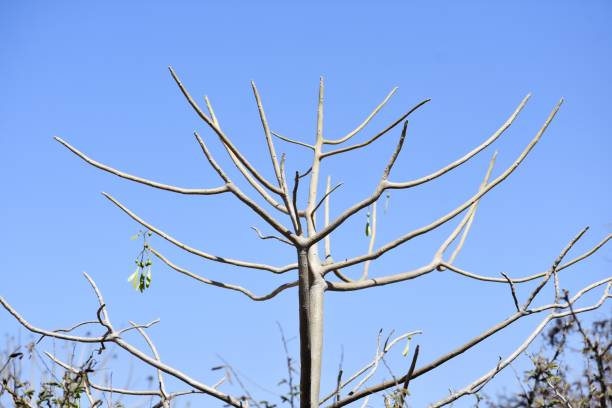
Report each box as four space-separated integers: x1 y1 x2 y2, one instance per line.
127 268 139 283
131 272 140 290
130 233 139 240
402 336 412 357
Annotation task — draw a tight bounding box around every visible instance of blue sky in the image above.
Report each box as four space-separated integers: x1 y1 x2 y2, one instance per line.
1 1 610 406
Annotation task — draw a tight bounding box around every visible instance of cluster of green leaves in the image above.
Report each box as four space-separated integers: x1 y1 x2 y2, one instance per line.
2 362 87 407
127 230 153 293
0 339 130 408
383 388 409 408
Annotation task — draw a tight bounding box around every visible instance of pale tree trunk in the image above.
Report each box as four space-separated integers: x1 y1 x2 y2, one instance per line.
297 248 325 408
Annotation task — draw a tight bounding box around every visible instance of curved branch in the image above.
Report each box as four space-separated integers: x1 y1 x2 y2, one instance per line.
250 226 293 246
434 151 497 263
321 99 562 271
168 67 282 195
272 131 315 150
45 352 161 396
204 96 293 216
324 87 398 145
320 330 422 404
439 233 610 284
312 182 343 216
2 278 247 408
55 137 229 195
193 132 298 242
0 296 112 343
321 99 429 159
328 277 611 407
251 82 301 232
310 120 409 247
430 283 612 407
103 192 297 273
129 321 169 405
386 93 530 189
326 262 437 291
150 247 298 301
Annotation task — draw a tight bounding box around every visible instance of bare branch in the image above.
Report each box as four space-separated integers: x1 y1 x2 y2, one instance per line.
399 344 420 407
205 96 294 216
320 330 422 404
522 226 589 310
429 284 611 407
150 247 298 301
45 352 162 397
324 87 398 145
435 151 497 263
252 82 301 232
324 175 332 261
501 272 521 312
103 192 297 273
321 99 562 273
292 171 303 235
54 137 229 195
3 278 247 406
193 132 298 242
272 131 315 150
0 290 115 344
168 67 282 195
328 277 611 407
326 262 437 291
128 321 169 406
312 182 343 217
116 319 160 335
438 232 609 282
321 99 429 159
386 93 530 189
250 226 293 246
311 120 409 247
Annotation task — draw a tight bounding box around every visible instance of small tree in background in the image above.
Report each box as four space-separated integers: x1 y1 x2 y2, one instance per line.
485 312 611 407
1 69 610 407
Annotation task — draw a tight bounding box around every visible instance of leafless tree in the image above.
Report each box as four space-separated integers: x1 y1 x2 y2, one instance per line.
1 69 610 407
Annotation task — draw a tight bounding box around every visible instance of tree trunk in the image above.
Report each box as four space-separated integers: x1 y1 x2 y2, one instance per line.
298 248 325 408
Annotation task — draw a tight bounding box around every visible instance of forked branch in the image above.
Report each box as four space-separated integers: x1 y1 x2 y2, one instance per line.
103 192 297 273
324 87 398 145
169 67 283 196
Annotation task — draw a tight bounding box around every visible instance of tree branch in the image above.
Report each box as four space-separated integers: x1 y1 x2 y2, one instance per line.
321 99 562 272
103 192 297 273
310 120 409 247
328 277 611 407
321 100 428 159
168 66 282 195
193 132 298 242
55 137 229 195
251 82 301 232
204 96 294 216
324 87 398 145
272 131 315 150
150 247 298 301
386 93 530 189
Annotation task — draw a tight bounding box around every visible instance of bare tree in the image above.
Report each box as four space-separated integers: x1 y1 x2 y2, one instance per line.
1 69 610 408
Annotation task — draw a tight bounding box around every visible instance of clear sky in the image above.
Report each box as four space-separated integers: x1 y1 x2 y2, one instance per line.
1 1 610 407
